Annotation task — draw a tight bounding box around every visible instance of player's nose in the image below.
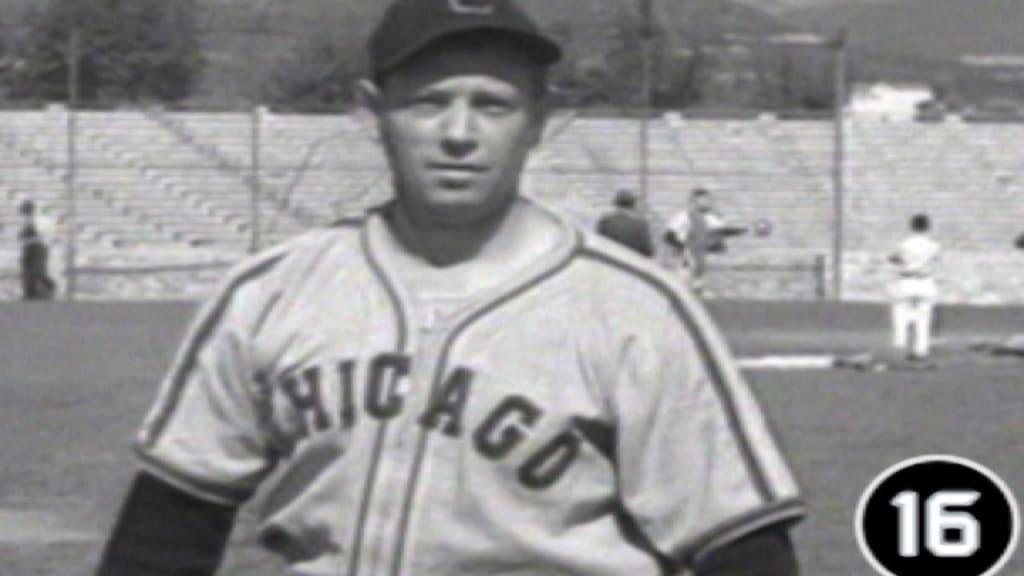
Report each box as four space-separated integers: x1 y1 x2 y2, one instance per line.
439 101 479 158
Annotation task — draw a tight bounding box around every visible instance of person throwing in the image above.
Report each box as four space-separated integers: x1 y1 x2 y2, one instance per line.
664 188 747 291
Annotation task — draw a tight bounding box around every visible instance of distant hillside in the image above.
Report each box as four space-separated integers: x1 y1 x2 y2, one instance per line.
194 0 801 107
525 0 797 40
789 0 1024 61
203 0 797 56
5 0 914 110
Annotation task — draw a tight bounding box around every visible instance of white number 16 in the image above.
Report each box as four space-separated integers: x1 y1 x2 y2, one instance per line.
891 490 981 557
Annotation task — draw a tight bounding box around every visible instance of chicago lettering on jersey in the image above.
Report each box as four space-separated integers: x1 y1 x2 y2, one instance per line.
272 353 585 490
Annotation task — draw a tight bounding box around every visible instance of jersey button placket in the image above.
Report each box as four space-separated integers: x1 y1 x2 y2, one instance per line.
384 313 451 576
368 316 438 576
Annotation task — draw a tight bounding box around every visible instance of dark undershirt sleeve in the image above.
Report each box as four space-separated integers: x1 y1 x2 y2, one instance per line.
691 526 800 576
96 471 238 576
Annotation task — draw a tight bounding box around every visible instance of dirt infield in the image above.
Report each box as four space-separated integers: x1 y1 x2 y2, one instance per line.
0 301 1020 575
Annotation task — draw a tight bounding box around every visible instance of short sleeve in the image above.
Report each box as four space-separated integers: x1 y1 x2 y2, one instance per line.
613 289 805 568
135 257 283 505
666 212 690 239
704 211 726 231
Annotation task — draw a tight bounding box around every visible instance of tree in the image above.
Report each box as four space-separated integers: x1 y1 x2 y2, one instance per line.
600 4 708 109
763 44 836 111
261 1 368 111
602 5 651 108
9 0 204 104
263 34 363 111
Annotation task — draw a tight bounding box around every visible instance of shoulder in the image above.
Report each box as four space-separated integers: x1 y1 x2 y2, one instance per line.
562 232 741 382
668 210 690 226
569 231 702 328
214 222 367 304
904 234 939 251
664 214 688 238
625 210 650 227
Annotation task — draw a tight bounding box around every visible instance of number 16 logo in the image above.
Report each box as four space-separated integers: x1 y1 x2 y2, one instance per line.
856 455 1019 576
892 490 980 558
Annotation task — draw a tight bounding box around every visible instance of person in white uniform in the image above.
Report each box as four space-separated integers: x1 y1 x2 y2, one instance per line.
888 214 941 361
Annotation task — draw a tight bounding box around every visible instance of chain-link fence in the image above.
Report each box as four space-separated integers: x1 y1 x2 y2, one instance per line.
3 104 1023 303
0 104 842 300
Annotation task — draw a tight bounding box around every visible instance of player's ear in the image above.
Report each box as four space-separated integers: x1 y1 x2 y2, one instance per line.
354 79 384 138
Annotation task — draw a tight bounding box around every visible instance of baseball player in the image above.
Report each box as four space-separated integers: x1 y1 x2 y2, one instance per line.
96 1 805 575
595 188 656 257
888 213 941 361
664 188 747 291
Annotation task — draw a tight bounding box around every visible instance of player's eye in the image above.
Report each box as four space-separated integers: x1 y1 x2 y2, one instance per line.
474 95 517 116
405 93 448 113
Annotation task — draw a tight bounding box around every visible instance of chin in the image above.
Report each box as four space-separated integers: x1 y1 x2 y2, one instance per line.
422 203 494 227
396 176 519 226
423 196 515 227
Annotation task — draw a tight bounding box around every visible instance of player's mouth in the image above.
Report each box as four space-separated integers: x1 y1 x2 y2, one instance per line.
429 162 487 187
429 162 487 173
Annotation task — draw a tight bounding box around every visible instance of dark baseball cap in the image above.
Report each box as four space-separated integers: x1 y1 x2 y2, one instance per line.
368 0 562 77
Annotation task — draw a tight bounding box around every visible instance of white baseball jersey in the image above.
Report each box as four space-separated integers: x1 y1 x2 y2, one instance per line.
136 202 804 576
665 209 692 243
890 233 941 301
893 233 940 278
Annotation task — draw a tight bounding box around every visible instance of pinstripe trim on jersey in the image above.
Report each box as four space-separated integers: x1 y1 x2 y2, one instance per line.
361 216 409 348
682 497 806 569
613 502 675 575
389 230 583 576
141 253 287 449
578 248 776 504
347 222 410 576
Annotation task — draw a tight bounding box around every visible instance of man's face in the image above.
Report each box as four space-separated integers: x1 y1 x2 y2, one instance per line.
366 39 546 227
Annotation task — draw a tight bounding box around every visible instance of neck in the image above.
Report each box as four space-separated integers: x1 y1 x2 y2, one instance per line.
385 200 520 267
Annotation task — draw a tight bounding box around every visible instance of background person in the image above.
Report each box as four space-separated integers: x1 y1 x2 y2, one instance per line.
595 188 655 257
17 200 55 300
664 187 747 290
888 213 941 361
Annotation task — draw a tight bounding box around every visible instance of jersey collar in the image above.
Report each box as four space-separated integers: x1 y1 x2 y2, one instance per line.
361 200 580 332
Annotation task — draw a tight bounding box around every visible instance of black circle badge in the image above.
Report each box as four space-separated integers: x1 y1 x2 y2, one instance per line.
855 455 1020 576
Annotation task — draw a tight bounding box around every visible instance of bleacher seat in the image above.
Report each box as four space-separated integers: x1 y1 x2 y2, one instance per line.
0 108 1020 288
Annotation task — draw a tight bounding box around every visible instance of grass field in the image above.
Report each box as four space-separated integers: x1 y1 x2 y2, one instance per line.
0 300 1021 575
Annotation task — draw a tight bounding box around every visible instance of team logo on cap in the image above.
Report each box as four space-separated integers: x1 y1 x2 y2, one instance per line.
448 0 497 16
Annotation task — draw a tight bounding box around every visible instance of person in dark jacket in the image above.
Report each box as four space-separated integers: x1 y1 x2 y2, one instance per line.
596 188 655 257
17 200 55 300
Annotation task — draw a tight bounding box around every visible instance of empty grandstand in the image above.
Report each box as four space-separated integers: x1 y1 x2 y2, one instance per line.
1 107 1021 302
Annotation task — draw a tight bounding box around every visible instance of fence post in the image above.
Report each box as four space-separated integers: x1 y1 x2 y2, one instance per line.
815 254 827 301
831 29 848 301
249 106 262 253
63 30 81 301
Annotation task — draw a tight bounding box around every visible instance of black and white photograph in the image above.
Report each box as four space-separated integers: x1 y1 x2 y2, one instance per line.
0 1 1021 575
